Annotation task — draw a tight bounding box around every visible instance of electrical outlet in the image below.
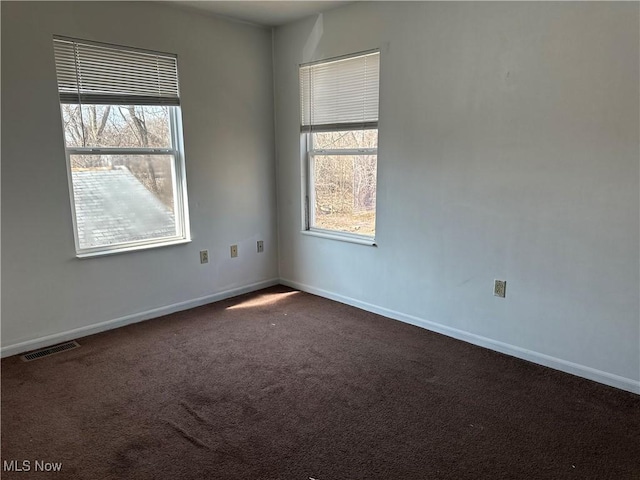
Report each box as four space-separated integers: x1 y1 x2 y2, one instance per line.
494 280 506 298
230 245 238 258
257 240 264 253
199 250 209 264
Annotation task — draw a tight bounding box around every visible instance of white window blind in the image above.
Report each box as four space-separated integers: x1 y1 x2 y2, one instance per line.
300 51 380 133
53 37 180 106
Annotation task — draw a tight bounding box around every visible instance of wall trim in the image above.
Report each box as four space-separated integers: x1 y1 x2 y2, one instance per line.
280 278 640 395
0 278 280 358
4 275 637 395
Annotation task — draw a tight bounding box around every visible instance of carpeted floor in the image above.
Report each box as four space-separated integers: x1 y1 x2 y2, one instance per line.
1 286 639 479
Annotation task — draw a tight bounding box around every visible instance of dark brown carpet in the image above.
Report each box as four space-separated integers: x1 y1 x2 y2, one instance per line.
2 286 639 479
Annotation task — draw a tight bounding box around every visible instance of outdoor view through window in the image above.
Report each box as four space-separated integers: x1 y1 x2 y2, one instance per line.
63 105 178 249
310 129 377 236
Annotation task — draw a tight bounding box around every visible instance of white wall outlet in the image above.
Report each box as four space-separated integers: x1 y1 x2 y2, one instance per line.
199 250 209 264
494 279 506 298
230 245 238 258
257 240 264 253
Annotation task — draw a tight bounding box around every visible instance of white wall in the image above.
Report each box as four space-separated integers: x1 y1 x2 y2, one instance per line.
1 1 278 353
274 2 640 392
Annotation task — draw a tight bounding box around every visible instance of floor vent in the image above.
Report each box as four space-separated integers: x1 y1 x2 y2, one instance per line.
21 341 80 362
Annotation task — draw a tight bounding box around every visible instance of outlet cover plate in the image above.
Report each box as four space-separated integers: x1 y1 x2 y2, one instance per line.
199 250 209 264
230 245 238 258
494 280 506 298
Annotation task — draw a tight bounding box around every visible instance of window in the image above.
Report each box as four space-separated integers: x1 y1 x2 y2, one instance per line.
300 51 380 241
53 37 190 257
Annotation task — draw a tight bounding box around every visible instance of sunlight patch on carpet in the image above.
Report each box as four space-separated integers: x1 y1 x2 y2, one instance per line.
226 290 300 311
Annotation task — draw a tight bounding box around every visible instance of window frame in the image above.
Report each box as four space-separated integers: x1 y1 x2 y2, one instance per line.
304 131 378 244
54 37 191 258
64 107 191 258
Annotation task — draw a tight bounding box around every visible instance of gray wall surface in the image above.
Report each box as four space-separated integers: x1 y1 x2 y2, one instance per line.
1 1 278 351
274 2 640 390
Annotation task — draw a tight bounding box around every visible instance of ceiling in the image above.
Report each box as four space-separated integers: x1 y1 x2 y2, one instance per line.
168 1 353 27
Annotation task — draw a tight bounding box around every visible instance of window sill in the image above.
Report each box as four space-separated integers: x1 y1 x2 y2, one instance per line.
76 238 191 259
301 229 377 247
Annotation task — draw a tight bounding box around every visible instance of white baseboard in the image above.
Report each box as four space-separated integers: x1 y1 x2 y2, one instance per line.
280 278 640 395
1 278 280 359
4 276 638 395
